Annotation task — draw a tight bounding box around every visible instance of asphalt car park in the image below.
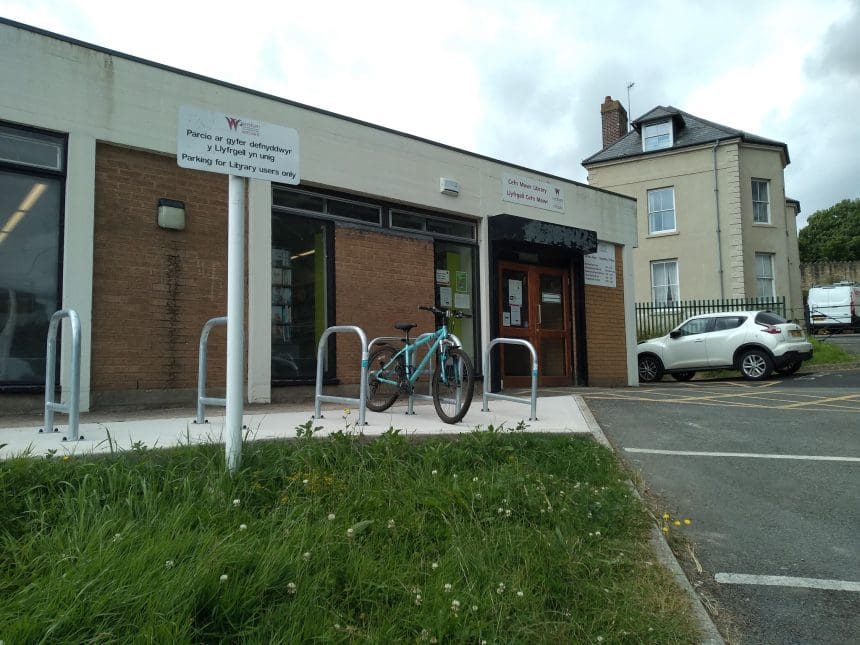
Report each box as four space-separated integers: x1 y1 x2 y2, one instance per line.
583 367 860 644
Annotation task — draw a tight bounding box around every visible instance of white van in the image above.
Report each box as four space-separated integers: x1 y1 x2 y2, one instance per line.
807 282 860 333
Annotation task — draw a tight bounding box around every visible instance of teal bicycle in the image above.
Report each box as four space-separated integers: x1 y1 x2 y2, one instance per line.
366 306 475 424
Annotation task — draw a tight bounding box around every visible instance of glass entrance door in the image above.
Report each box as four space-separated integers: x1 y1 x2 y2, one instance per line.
498 261 571 387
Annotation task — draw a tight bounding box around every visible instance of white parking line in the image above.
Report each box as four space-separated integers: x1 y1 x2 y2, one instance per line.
715 573 860 592
624 448 860 462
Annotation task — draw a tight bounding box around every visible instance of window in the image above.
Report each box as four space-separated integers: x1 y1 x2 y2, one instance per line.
273 187 382 225
714 316 746 331
651 259 679 303
642 120 673 151
647 187 676 234
434 242 477 365
271 213 332 381
391 210 476 241
0 123 66 388
677 317 711 336
752 179 770 224
755 253 775 298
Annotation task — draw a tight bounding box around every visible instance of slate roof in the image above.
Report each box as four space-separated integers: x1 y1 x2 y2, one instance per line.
582 105 790 166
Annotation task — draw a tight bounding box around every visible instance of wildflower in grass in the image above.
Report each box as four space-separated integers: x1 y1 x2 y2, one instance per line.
347 528 354 538
516 590 524 597
112 533 122 542
415 593 423 606
220 574 228 583
496 582 506 594
497 507 504 515
662 527 669 534
232 498 241 507
453 474 458 479
387 519 395 529
287 582 297 594
673 520 681 526
505 509 511 517
472 476 478 482
431 562 439 570
597 637 604 642
239 523 247 531
450 599 460 613
327 513 336 521
431 469 438 475
165 560 174 569
595 531 601 537
443 583 452 593
62 455 70 461
303 479 309 485
343 408 351 416
471 605 478 612
303 551 311 561
662 513 669 520
474 493 482 500
684 518 692 525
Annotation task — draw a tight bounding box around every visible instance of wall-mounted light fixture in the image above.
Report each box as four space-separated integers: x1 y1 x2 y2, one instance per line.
439 177 460 196
157 198 186 230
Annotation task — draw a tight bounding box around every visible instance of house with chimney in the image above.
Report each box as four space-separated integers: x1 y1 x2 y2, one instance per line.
582 97 803 321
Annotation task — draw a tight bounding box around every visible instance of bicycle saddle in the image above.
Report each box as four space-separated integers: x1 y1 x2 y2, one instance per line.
394 322 417 332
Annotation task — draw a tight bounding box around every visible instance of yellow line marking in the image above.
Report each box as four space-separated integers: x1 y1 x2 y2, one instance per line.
780 393 860 409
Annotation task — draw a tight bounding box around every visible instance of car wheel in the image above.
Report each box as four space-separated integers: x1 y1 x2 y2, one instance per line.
638 354 664 383
671 371 696 381
739 348 773 381
775 360 802 375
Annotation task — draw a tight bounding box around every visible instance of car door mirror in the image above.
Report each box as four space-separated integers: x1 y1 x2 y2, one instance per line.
669 330 682 339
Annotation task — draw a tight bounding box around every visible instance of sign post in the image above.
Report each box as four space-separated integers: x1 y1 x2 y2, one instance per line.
177 105 299 473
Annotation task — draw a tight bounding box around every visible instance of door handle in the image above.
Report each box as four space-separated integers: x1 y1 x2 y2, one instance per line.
537 304 542 326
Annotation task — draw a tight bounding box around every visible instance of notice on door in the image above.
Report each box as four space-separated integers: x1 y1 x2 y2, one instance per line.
177 105 300 183
583 242 617 287
508 279 523 306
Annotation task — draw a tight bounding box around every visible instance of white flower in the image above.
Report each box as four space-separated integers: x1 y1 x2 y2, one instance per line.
165 560 174 568
475 493 482 500
472 605 478 612
346 528 354 538
327 513 336 521
597 637 604 643
302 479 309 485
505 509 511 517
303 551 311 561
431 469 438 476
287 582 297 594
387 519 396 529
516 590 524 597
232 498 241 507
415 593 423 606
472 476 479 482
219 574 228 583
239 523 247 531
496 582 506 594
443 583 452 593
453 474 458 479
595 530 601 537
431 562 439 570
450 599 460 613
112 533 122 542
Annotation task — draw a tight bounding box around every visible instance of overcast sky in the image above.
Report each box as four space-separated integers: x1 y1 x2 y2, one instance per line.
4 0 859 228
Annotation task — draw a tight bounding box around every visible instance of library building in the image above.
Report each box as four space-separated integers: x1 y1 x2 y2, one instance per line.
0 19 638 413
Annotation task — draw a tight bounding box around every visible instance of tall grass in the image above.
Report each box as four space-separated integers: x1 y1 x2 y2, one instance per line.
1 427 699 643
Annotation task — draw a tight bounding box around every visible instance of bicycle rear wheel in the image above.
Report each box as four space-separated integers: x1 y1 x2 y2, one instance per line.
431 347 474 424
366 346 403 412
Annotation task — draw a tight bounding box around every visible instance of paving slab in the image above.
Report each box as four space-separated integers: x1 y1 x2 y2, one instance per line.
0 395 590 459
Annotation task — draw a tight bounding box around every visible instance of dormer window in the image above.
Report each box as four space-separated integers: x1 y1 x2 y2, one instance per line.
642 120 673 151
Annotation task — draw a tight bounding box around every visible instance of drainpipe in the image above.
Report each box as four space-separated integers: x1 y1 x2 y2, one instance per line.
713 139 725 299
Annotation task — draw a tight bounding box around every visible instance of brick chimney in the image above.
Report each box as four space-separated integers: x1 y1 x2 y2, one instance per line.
601 96 628 149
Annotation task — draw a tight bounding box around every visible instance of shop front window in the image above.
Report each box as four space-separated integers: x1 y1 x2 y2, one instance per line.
434 241 477 365
271 212 330 381
0 123 65 388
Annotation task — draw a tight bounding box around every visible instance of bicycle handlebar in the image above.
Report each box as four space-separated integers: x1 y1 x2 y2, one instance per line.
419 305 472 319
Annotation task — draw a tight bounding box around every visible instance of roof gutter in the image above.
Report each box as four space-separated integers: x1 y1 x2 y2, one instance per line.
713 139 725 299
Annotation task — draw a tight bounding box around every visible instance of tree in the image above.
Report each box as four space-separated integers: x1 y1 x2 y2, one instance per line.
798 198 860 262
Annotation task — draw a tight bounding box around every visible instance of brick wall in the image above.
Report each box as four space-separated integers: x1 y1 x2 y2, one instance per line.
583 245 628 386
334 226 435 383
801 261 860 291
92 144 228 405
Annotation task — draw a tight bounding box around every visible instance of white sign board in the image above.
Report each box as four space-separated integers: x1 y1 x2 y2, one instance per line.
502 173 565 213
583 242 617 287
177 105 300 183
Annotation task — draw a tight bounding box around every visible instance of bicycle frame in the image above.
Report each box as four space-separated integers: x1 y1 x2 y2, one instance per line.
373 323 456 389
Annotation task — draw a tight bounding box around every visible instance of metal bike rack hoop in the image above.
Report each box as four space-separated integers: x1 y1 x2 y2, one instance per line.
42 309 82 441
314 325 369 426
195 316 228 424
482 338 538 421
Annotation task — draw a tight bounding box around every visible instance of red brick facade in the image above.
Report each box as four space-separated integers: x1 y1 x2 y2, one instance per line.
92 144 228 405
334 226 435 383
583 246 628 386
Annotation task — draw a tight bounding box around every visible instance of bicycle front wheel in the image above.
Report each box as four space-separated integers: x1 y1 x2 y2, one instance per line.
431 347 475 424
366 346 403 412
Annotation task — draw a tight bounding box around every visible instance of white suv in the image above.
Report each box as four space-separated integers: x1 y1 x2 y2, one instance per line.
637 311 813 382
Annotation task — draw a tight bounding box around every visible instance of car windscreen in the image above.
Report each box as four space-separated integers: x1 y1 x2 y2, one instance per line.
754 311 787 325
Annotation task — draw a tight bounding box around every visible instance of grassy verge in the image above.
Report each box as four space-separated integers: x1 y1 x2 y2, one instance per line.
1 427 700 643
806 337 857 365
